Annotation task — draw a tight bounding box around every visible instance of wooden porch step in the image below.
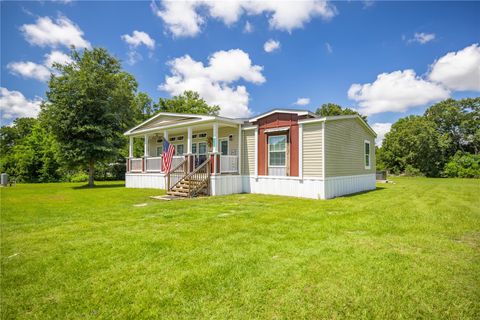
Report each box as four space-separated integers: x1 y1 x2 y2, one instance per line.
167 191 189 197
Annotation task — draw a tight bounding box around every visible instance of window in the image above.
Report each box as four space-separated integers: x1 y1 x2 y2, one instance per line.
198 133 207 138
192 143 197 154
198 142 207 154
220 139 229 156
176 136 184 141
156 146 163 157
192 134 197 139
156 138 163 143
170 137 176 142
176 144 184 155
364 140 371 169
268 135 286 167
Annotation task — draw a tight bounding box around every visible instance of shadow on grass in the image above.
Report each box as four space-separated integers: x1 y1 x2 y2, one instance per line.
336 186 386 198
71 183 125 190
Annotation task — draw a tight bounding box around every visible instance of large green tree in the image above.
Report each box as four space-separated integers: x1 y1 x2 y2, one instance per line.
42 48 138 187
379 116 446 177
424 97 480 155
157 91 220 115
315 103 367 121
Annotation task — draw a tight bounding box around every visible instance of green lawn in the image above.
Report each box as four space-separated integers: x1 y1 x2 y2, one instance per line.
1 178 479 319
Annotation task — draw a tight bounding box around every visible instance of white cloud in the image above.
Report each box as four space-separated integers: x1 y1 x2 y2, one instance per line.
428 43 480 91
408 32 436 44
20 16 91 49
264 39 280 53
0 87 42 120
244 21 253 33
121 30 155 49
371 122 392 146
159 49 265 118
348 69 449 115
151 0 337 37
325 42 333 53
294 98 310 106
7 61 51 82
43 50 73 68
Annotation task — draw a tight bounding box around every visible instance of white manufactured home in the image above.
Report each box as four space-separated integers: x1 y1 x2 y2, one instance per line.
124 109 377 199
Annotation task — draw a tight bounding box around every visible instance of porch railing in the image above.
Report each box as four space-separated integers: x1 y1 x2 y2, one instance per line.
130 158 143 172
220 155 238 173
146 157 162 172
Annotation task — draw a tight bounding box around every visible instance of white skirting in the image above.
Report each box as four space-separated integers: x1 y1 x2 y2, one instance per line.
243 176 325 199
125 173 165 189
210 175 243 196
324 173 376 199
125 172 376 200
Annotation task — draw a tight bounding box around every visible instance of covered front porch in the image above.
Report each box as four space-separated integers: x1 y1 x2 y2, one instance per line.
124 113 244 193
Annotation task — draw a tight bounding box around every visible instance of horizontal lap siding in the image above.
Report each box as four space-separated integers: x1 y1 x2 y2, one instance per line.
242 130 255 175
325 119 375 177
302 123 323 177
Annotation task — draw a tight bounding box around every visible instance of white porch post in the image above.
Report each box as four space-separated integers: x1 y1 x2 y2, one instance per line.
143 134 149 173
187 127 192 154
299 123 303 179
163 130 168 141
212 122 219 175
238 124 242 174
254 128 258 178
144 134 149 157
129 136 133 158
212 123 218 153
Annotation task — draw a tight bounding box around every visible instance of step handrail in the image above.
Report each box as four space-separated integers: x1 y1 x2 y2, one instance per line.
166 158 187 191
186 158 211 197
184 158 211 181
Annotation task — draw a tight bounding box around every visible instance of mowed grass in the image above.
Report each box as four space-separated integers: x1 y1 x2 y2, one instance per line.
1 178 479 319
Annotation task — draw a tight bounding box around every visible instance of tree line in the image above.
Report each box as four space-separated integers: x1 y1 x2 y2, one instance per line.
0 48 219 186
1 47 478 185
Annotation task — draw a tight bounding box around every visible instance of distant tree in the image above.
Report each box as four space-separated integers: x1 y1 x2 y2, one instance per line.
134 92 157 120
42 48 138 187
315 103 367 121
158 91 220 115
379 116 446 177
424 97 480 155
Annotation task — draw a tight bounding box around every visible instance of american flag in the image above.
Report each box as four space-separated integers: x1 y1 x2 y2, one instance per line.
162 139 175 172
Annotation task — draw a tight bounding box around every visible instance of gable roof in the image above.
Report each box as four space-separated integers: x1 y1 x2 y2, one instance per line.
299 114 377 137
248 108 317 123
124 112 243 136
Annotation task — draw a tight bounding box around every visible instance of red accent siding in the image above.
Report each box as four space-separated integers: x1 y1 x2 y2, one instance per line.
253 113 299 177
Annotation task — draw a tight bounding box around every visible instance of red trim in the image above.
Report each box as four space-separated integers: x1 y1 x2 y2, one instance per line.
252 113 299 177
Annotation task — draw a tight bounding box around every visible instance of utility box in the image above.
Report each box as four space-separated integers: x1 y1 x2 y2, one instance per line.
1 173 8 186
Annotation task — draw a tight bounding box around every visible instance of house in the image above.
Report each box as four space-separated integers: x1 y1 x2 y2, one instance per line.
124 109 377 199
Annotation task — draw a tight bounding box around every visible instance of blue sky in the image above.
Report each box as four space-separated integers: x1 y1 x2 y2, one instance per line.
1 1 479 143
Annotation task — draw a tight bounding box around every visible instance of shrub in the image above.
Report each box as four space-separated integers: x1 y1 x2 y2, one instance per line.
69 172 89 182
443 152 480 178
404 165 423 177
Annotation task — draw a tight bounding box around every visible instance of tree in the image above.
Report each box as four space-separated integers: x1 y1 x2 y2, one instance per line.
134 92 157 120
42 48 138 187
157 91 220 115
424 97 480 156
315 103 367 121
379 116 446 177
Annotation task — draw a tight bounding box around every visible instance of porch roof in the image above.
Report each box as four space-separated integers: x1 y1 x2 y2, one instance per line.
124 112 244 136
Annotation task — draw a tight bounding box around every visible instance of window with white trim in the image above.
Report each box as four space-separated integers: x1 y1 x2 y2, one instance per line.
364 140 371 169
268 135 286 167
156 146 163 157
176 144 184 155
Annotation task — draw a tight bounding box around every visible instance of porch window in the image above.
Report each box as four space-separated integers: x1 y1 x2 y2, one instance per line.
156 146 163 157
268 135 286 176
192 143 197 154
198 142 207 154
364 140 371 169
176 144 184 155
